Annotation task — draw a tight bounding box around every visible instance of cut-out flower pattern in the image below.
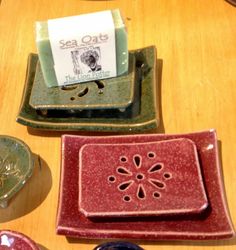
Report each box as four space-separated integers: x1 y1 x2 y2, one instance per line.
108 152 172 202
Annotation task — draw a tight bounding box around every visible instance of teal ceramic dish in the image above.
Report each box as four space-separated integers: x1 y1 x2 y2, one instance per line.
0 136 34 208
17 46 159 132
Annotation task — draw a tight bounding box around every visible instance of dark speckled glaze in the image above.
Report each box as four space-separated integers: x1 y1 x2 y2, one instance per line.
29 54 137 111
0 230 39 250
56 130 235 240
17 46 159 132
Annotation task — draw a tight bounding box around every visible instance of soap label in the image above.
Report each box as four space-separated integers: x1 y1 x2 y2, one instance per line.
48 10 116 86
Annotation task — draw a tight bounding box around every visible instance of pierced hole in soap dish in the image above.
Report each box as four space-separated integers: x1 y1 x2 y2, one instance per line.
94 80 105 89
70 97 75 101
133 155 141 168
78 87 89 97
123 195 131 202
120 156 127 163
118 181 133 191
117 167 131 176
153 191 161 198
137 185 146 199
61 85 78 91
149 179 165 189
147 152 156 158
108 176 116 183
164 172 172 179
136 173 144 180
149 163 163 173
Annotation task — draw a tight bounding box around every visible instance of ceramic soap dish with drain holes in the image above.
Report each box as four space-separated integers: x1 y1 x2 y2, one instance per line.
29 53 138 116
79 139 208 218
56 130 235 241
17 46 159 132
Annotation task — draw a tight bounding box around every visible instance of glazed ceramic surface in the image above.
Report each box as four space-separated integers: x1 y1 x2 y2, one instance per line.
29 54 136 110
28 52 140 119
16 46 158 132
79 139 208 218
0 230 39 250
0 136 34 208
56 130 235 240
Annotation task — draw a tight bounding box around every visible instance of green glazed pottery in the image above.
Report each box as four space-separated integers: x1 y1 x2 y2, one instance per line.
17 46 159 132
0 136 34 208
29 54 136 111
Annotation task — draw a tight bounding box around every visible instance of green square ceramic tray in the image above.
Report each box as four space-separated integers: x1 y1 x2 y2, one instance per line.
29 54 136 111
16 46 159 132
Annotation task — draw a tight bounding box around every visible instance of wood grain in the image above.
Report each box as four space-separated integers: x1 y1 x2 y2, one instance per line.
0 0 236 249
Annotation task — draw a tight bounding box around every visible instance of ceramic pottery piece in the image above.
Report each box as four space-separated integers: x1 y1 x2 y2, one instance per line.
79 139 208 218
0 136 34 208
56 130 235 240
29 53 136 111
94 241 144 250
0 230 40 250
17 46 158 132
28 52 140 119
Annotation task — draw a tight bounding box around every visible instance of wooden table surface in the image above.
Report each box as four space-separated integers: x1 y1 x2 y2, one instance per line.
1 0 236 249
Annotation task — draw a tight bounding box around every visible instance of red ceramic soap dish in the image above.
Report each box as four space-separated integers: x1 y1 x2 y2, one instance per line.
0 230 40 250
56 130 235 240
79 139 208 218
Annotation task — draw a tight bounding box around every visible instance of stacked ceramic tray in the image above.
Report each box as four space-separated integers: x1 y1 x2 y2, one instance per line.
56 130 235 240
17 46 159 132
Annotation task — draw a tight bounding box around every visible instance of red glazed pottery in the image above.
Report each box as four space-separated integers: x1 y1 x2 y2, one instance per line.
79 139 208 218
0 230 39 250
56 130 235 240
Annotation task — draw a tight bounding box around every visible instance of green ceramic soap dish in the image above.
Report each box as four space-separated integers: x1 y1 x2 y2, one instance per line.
17 46 159 132
29 54 136 112
0 136 34 208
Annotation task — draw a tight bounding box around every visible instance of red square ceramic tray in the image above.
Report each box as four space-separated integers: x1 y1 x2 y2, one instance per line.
56 130 235 240
79 139 208 218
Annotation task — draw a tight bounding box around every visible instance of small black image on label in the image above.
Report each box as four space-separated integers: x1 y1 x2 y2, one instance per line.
71 46 102 75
